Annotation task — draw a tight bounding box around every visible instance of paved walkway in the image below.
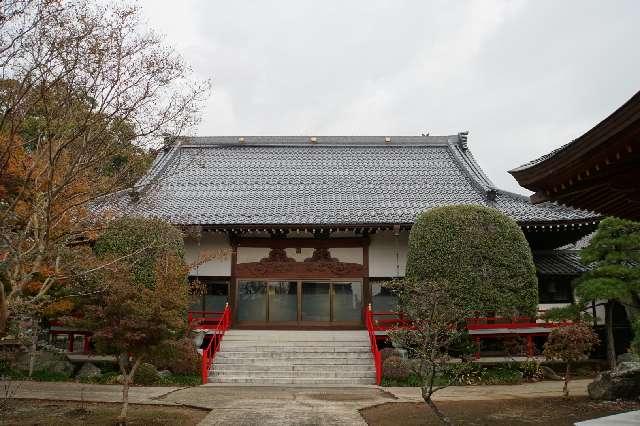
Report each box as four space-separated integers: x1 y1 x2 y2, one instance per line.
4 379 592 425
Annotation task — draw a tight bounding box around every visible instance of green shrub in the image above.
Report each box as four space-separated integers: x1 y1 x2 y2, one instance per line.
515 360 543 380
449 332 476 359
379 347 401 363
483 367 523 385
381 373 423 387
157 374 200 386
94 217 185 289
383 356 411 380
405 205 538 316
31 370 71 382
150 338 200 375
133 362 159 385
443 362 488 385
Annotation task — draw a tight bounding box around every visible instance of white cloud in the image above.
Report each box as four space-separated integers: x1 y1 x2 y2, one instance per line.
137 0 640 192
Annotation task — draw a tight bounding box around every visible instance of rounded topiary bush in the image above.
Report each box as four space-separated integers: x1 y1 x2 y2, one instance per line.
406 205 538 316
94 217 185 288
133 362 160 385
383 356 411 380
150 338 201 375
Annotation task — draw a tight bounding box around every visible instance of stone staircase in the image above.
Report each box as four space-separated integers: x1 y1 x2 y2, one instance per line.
210 330 376 385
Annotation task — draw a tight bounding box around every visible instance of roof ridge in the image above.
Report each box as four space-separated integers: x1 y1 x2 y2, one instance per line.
178 135 457 146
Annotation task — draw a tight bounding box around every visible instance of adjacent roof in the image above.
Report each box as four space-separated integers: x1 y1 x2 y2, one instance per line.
510 90 640 220
118 134 599 227
533 250 587 275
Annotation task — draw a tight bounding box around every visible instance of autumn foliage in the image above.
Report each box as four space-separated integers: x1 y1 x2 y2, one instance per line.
0 0 207 336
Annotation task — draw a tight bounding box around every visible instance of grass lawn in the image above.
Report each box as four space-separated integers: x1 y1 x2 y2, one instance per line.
360 397 640 425
1 399 209 425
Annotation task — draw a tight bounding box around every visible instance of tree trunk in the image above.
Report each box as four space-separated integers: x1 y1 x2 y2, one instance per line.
118 355 142 425
422 385 450 425
28 319 39 377
0 285 8 337
605 301 616 370
119 376 130 424
562 363 570 397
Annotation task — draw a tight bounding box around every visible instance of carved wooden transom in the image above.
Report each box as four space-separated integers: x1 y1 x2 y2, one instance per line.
235 247 365 278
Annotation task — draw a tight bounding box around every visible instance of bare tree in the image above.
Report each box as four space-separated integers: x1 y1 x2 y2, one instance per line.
0 0 209 335
388 278 474 425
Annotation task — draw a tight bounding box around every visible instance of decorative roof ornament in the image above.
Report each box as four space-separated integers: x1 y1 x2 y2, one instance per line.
457 131 469 150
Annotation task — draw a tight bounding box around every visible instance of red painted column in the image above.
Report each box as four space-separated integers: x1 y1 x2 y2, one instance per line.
67 333 74 352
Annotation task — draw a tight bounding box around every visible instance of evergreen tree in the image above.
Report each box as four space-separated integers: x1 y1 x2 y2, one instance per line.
575 217 640 368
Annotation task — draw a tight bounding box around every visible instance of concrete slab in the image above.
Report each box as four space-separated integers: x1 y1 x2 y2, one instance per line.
575 410 640 425
386 379 591 401
2 378 593 425
5 380 182 404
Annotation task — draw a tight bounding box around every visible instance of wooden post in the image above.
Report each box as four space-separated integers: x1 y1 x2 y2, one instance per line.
527 335 534 357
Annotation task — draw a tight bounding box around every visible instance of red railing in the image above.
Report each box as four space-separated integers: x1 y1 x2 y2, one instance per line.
365 304 382 385
369 309 573 360
188 310 229 330
367 310 412 331
200 303 231 384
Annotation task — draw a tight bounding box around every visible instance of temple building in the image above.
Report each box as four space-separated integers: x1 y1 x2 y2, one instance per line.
117 134 599 329
510 89 640 220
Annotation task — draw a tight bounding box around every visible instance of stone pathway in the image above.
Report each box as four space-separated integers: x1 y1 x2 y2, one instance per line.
3 379 592 425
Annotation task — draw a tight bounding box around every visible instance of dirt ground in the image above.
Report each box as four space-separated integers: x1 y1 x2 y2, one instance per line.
360 397 640 426
0 399 209 426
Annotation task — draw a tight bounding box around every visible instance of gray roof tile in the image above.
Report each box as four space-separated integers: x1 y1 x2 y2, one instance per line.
120 135 598 226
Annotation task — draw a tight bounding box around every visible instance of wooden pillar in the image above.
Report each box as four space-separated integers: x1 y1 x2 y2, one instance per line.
362 238 370 324
67 333 74 352
229 241 237 326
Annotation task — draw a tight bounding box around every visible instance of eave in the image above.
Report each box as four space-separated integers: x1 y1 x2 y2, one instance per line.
509 90 640 220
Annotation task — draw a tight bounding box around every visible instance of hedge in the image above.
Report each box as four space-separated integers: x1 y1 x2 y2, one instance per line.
94 216 185 288
405 205 538 316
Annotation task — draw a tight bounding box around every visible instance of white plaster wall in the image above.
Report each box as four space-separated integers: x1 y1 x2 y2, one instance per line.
185 233 231 276
236 247 270 263
235 247 363 263
329 247 363 264
285 247 315 262
368 231 409 277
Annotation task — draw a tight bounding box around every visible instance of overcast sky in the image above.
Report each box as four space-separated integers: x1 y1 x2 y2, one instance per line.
138 0 640 193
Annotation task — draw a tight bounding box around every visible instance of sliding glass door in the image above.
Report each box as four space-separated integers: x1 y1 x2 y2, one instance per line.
237 281 298 323
237 279 363 325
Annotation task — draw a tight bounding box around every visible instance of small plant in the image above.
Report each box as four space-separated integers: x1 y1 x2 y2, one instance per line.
543 322 599 397
379 347 401 363
30 370 71 382
443 363 488 385
0 377 20 413
516 360 544 381
133 363 159 385
150 338 201 375
157 374 201 386
383 356 411 380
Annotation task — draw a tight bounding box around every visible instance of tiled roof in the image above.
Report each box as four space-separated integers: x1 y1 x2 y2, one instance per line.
120 135 599 226
533 250 588 275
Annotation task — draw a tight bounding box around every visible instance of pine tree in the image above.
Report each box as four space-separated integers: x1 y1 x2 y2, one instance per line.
575 217 640 368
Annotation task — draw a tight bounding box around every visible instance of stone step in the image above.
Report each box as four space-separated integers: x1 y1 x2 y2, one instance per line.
211 369 375 378
214 364 375 372
223 333 368 342
212 330 374 385
214 357 373 366
216 351 372 359
207 376 376 385
221 339 369 347
219 345 371 353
